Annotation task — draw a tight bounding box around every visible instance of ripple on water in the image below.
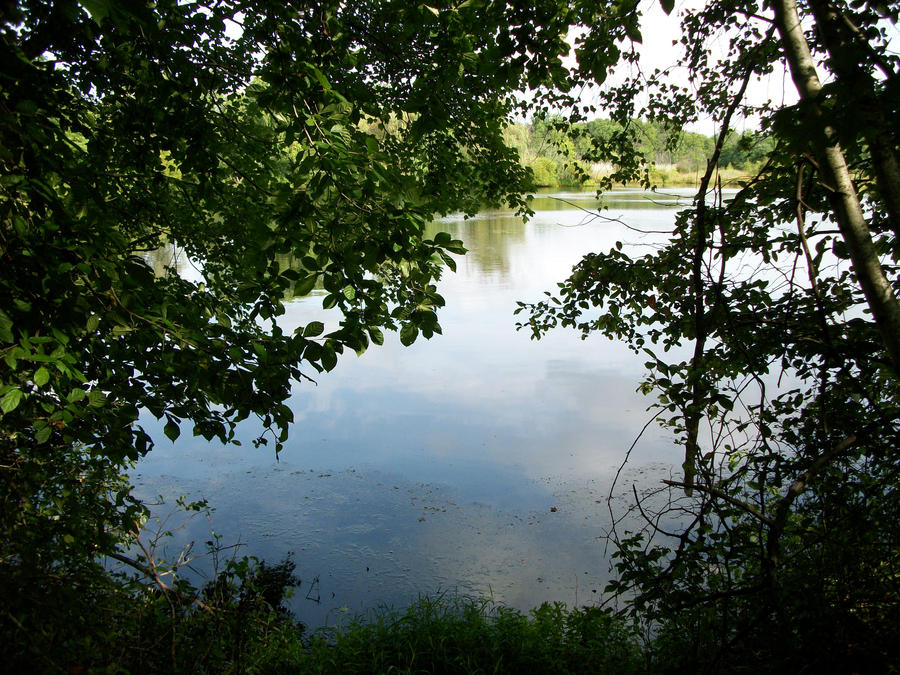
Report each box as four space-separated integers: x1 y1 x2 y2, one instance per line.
130 461 671 629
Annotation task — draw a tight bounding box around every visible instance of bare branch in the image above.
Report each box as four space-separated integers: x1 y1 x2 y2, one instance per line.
663 480 774 526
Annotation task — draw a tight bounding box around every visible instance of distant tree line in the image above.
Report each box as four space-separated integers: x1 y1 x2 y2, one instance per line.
505 116 775 186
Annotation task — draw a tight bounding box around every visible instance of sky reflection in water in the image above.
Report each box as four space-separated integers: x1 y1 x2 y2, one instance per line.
132 188 691 628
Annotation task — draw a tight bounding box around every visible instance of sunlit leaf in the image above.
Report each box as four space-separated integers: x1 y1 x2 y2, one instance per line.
1 388 23 414
33 367 50 387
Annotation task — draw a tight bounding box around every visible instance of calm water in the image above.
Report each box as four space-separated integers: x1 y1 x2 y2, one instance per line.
132 188 697 627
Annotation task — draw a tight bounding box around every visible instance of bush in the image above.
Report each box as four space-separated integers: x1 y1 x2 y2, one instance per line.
529 157 560 187
0 552 305 674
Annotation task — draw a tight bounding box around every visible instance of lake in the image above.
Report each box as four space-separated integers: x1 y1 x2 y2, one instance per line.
132 188 697 628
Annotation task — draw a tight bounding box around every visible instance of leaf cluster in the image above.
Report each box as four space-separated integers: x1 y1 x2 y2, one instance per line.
0 0 579 665
518 0 900 668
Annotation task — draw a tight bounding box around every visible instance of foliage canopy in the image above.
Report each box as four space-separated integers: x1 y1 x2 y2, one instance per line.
3 0 900 669
519 0 900 668
0 0 573 666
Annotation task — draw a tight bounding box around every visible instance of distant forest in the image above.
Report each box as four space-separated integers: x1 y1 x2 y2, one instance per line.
505 117 775 187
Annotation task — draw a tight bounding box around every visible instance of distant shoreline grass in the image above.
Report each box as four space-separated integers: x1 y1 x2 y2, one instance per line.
528 162 753 190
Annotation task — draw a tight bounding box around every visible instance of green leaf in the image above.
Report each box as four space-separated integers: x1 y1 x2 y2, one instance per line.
164 420 181 442
320 344 337 371
35 425 52 444
305 63 332 91
33 367 50 387
399 323 419 346
369 327 384 346
67 388 87 403
624 22 642 43
294 274 318 297
659 0 675 14
438 250 457 272
0 309 13 342
86 314 100 333
80 0 113 24
833 239 851 260
303 321 325 337
1 388 23 414
88 389 106 408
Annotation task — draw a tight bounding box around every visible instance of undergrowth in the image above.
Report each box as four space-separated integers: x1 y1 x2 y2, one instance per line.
2 554 644 674
292 595 642 674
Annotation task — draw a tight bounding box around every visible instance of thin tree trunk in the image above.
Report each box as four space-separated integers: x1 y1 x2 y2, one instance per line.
806 0 900 240
682 64 756 495
772 0 900 373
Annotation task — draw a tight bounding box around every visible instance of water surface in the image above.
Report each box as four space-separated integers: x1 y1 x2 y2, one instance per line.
132 188 694 627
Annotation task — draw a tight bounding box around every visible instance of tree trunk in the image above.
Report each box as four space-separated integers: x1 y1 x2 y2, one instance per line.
805 0 900 240
772 0 900 373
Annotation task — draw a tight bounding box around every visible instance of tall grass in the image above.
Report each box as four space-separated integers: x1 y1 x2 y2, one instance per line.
527 157 753 189
255 594 642 674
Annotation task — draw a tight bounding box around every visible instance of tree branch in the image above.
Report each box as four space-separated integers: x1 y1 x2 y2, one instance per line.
773 0 900 373
663 480 774 526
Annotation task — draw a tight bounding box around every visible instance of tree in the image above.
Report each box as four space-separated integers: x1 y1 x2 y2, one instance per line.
0 0 578 666
5 0 898 667
520 0 900 668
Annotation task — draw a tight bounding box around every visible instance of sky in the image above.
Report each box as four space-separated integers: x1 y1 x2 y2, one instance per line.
563 0 899 136
561 0 793 135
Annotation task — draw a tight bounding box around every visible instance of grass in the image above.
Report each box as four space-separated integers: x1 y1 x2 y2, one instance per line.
529 160 755 189
4 556 644 674
646 164 752 188
254 594 644 674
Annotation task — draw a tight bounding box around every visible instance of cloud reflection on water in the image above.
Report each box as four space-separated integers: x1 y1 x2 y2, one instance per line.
133 188 686 628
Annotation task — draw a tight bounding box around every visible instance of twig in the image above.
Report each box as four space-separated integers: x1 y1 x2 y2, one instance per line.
662 480 773 526
108 540 215 614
